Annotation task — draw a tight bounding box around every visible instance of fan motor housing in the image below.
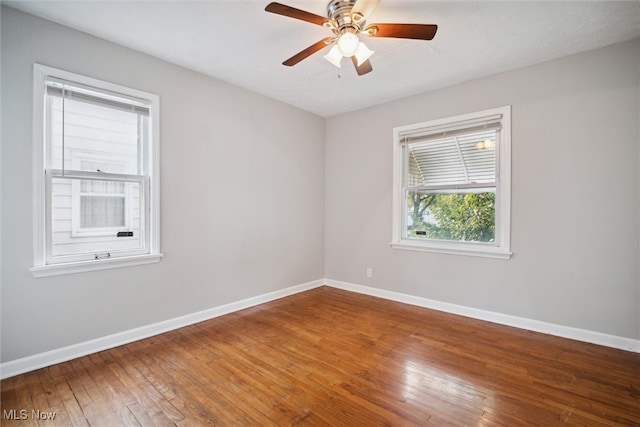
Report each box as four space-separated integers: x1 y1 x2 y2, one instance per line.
327 0 364 33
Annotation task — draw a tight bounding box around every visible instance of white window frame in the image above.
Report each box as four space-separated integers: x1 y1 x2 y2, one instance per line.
391 106 512 259
31 64 162 277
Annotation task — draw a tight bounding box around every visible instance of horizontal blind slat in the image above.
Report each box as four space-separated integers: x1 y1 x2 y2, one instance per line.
407 126 497 188
400 119 501 144
46 81 150 116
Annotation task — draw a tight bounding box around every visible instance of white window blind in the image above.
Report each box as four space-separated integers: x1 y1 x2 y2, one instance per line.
405 128 498 190
46 77 150 116
400 114 502 142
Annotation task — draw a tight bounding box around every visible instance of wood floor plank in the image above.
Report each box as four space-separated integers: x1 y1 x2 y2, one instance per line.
2 286 639 426
53 380 90 427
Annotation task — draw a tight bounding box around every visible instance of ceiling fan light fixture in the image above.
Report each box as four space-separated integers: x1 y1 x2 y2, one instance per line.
354 42 374 66
264 1 438 76
323 45 342 68
336 31 360 57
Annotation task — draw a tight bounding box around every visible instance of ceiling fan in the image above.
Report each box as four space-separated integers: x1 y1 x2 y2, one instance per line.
265 0 438 76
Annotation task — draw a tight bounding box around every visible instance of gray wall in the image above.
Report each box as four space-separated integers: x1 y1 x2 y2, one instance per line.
325 39 640 340
1 7 326 363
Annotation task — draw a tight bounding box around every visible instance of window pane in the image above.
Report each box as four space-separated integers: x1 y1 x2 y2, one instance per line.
406 190 495 243
51 177 143 257
81 196 125 228
407 129 496 187
49 96 141 174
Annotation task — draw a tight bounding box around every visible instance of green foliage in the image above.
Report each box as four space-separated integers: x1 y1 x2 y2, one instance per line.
408 192 495 243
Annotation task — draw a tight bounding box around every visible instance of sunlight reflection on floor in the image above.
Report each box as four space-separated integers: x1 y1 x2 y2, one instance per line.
403 358 496 422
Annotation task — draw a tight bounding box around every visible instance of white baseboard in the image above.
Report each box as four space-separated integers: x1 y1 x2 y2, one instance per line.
3 277 638 379
325 279 640 353
0 279 324 380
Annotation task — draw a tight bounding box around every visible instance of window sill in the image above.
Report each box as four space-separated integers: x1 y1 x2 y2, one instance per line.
391 240 511 259
31 253 163 278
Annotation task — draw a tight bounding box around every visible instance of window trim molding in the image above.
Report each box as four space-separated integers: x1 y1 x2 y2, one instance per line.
391 106 512 259
31 63 162 277
30 253 164 278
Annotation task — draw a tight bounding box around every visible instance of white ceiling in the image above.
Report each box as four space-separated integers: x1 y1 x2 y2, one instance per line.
6 0 640 117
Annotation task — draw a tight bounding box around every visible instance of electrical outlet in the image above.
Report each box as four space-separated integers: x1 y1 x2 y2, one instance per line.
366 268 373 278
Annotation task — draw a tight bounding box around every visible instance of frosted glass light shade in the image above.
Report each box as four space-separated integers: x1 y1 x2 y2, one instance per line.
323 45 342 68
354 42 374 66
337 32 360 57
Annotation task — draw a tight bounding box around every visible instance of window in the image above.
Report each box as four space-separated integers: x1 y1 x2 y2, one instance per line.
391 106 511 259
31 64 161 277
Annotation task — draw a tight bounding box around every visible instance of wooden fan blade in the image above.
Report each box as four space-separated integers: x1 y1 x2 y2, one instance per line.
283 38 334 66
365 23 438 40
265 2 331 27
351 56 373 76
351 0 380 20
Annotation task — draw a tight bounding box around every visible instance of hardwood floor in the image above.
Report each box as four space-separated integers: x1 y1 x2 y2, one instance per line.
2 286 639 426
